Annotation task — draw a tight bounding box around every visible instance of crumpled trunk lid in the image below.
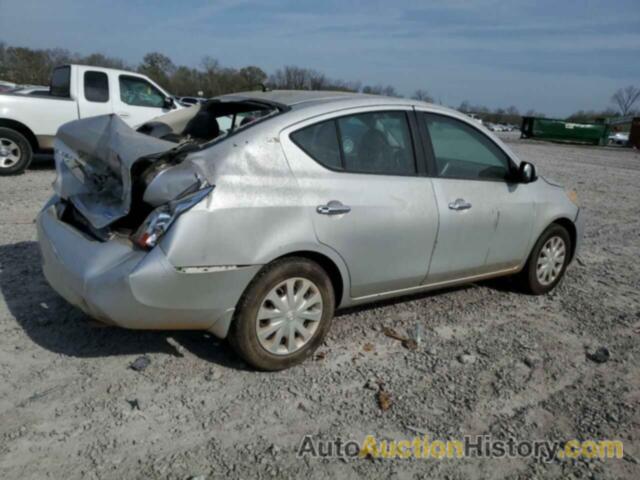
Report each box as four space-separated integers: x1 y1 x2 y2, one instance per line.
53 114 175 229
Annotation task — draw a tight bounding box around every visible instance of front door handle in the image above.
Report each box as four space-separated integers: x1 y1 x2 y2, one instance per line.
448 198 472 211
317 200 351 215
117 112 131 118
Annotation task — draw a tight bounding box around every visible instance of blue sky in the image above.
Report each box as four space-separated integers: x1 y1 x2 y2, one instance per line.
1 0 638 117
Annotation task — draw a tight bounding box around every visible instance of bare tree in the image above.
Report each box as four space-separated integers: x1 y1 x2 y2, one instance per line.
362 84 401 97
412 89 433 102
458 100 471 113
611 86 640 116
138 52 176 90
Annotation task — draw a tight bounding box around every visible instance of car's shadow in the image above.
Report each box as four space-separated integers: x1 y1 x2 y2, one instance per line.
1 241 519 368
29 153 55 171
0 241 245 369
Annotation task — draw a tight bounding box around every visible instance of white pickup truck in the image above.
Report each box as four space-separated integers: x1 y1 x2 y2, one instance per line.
0 64 182 175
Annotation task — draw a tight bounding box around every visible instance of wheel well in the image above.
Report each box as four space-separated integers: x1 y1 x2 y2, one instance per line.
278 251 344 306
552 217 577 261
0 119 39 152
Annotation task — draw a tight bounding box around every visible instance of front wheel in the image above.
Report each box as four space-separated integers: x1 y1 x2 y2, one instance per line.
0 128 33 175
520 224 572 294
228 257 335 370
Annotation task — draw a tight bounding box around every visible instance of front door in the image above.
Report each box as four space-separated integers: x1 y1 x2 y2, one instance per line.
282 108 439 298
419 112 533 283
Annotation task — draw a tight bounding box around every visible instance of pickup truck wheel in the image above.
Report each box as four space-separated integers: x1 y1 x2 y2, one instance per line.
0 128 33 175
229 257 335 371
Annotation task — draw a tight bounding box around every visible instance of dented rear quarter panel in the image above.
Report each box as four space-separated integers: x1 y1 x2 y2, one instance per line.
158 119 353 306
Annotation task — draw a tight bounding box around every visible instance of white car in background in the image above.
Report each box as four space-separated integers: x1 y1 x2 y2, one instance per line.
608 132 629 146
0 64 182 175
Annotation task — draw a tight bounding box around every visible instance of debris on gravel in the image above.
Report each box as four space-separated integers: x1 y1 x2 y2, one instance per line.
129 355 151 371
377 389 393 412
458 353 477 365
586 346 611 363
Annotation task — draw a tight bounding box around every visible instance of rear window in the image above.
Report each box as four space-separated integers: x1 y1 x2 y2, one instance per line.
50 66 71 98
84 71 109 103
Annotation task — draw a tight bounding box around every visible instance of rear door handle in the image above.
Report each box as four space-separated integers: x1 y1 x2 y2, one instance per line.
317 200 351 215
448 198 472 211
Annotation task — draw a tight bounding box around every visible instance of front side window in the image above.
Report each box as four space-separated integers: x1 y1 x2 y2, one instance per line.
84 71 109 103
423 113 512 181
291 111 416 175
119 75 165 108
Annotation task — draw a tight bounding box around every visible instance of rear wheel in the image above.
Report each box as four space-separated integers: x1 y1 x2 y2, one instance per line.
229 257 335 370
520 224 571 294
0 128 33 175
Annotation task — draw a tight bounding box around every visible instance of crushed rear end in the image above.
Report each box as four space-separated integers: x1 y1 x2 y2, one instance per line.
36 98 283 334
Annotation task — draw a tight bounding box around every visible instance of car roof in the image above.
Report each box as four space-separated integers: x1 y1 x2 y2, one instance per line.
216 89 451 113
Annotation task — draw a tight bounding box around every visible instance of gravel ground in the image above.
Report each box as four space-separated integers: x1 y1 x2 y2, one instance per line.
1 137 639 479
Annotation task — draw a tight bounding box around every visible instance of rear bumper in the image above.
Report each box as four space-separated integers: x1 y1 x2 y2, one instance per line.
36 200 260 337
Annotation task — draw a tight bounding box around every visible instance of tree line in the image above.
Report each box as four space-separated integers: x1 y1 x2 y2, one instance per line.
0 42 404 99
1 42 638 123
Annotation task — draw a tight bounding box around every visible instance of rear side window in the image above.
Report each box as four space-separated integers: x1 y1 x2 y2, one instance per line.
119 75 165 108
291 111 416 175
50 66 71 97
290 121 342 170
337 111 415 175
84 71 109 103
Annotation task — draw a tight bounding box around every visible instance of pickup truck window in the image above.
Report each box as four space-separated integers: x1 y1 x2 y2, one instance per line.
84 71 109 103
119 75 165 108
50 66 71 98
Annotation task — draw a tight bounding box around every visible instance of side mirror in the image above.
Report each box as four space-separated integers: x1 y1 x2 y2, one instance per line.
518 161 537 183
163 96 176 110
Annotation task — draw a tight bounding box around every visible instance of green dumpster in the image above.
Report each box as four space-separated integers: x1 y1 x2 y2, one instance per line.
521 117 609 145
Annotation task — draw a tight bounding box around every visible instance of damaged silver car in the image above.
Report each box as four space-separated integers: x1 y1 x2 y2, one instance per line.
37 91 584 370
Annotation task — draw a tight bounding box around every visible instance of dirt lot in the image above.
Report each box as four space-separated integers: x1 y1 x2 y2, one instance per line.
1 137 639 479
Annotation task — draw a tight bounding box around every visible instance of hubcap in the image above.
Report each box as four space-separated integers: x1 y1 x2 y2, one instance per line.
536 236 566 286
0 138 21 169
256 277 323 356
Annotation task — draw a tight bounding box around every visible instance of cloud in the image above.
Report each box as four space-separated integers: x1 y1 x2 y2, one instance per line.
0 0 638 116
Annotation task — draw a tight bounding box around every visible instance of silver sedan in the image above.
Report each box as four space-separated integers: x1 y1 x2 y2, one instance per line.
37 91 583 370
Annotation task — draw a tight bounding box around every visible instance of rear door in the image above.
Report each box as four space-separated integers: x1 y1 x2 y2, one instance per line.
113 73 172 127
282 107 439 299
418 112 533 283
77 68 112 119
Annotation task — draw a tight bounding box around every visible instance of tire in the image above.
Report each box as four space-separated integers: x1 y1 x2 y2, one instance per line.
229 257 335 371
0 128 33 175
519 224 572 295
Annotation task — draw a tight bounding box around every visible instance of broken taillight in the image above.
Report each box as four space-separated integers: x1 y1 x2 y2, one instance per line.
132 186 213 249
